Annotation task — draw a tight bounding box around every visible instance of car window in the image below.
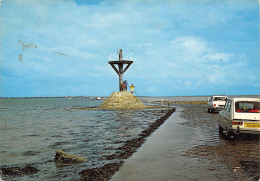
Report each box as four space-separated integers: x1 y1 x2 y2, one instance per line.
226 100 231 112
235 101 260 113
223 99 230 112
215 97 226 101
223 100 227 111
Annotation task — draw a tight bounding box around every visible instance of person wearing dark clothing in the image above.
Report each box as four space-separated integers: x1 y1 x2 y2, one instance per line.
124 80 128 91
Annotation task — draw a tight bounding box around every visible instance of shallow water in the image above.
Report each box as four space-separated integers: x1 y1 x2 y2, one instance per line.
0 98 170 180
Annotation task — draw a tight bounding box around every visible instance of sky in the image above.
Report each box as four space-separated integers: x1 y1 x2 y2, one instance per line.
0 0 259 97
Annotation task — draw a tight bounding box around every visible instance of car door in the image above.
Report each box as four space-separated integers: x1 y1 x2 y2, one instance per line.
219 99 231 129
208 97 213 108
219 100 227 127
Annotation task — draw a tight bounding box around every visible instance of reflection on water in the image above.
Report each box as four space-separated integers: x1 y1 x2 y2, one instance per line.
0 98 169 180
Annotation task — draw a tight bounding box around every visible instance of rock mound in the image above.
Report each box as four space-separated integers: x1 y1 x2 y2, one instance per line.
54 150 86 164
100 91 146 110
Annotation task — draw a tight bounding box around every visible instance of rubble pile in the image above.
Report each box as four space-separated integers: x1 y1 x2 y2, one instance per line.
100 91 146 110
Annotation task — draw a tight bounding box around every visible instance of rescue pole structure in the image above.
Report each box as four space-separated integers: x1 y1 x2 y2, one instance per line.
108 49 133 91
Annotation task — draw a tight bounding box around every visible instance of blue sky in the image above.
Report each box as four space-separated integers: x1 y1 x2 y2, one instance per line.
0 0 259 97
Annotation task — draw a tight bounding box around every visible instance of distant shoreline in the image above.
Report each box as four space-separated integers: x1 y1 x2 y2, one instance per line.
0 96 105 99
1 95 259 99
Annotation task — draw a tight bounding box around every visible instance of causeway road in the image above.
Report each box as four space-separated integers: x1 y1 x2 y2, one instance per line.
111 105 259 181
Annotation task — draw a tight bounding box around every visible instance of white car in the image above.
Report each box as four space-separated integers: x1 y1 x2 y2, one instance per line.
207 95 228 113
218 97 260 139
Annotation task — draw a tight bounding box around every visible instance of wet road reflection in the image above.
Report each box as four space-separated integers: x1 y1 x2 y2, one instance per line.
180 104 260 181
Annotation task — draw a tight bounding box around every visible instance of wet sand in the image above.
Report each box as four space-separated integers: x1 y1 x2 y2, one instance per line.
111 104 260 181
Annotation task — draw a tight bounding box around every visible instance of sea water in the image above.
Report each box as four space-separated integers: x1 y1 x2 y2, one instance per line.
0 98 169 180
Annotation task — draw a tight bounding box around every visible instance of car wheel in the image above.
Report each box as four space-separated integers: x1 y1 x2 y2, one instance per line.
219 125 231 140
219 125 224 137
208 108 210 113
225 131 232 140
223 130 233 140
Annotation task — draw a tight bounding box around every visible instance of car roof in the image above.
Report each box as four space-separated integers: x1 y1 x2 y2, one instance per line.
212 95 227 97
228 97 260 102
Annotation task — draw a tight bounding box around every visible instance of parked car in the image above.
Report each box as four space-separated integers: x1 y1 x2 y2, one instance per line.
218 97 260 139
207 95 228 113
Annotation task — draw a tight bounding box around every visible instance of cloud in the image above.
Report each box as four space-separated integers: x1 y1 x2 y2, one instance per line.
170 36 208 57
203 53 233 62
131 35 257 94
1 0 259 96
